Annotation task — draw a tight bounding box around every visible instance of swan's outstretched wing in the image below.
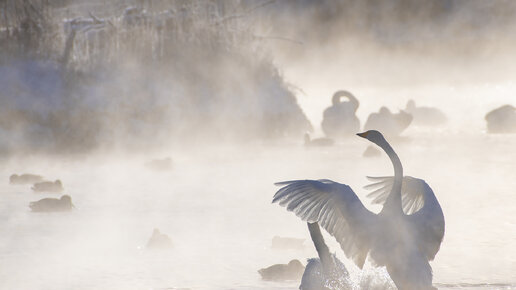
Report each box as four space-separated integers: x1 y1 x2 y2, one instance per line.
365 176 426 214
365 176 445 260
273 179 377 268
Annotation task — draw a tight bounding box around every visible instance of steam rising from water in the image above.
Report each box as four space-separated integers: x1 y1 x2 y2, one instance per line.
1 1 516 289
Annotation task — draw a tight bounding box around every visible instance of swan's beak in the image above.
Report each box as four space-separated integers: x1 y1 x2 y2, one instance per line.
356 132 368 138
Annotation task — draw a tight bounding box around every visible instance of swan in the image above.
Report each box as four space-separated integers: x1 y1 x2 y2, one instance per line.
364 107 412 138
300 222 350 290
31 179 64 193
405 100 447 126
258 259 305 281
321 91 361 139
9 173 43 185
273 130 444 289
29 195 74 212
305 133 335 147
485 105 516 134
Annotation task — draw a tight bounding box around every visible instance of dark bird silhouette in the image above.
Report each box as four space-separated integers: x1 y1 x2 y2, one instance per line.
364 107 412 138
321 91 360 139
258 259 305 281
31 180 63 193
146 228 173 249
405 100 447 126
29 195 74 212
485 105 516 134
9 174 43 185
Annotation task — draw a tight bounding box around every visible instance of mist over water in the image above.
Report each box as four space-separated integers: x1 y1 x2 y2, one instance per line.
1 1 516 289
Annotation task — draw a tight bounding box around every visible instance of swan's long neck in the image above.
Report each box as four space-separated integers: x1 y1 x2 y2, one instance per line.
379 139 403 214
307 222 334 274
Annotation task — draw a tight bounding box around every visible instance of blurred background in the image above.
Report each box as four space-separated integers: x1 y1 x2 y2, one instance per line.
0 1 515 289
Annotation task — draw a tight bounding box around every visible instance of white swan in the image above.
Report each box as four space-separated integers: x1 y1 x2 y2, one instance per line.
364 107 412 138
405 100 447 126
300 222 350 290
273 130 444 289
321 91 361 139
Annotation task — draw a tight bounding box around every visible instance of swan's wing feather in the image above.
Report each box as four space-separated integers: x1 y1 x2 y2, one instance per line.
365 176 445 260
273 179 377 268
365 176 425 214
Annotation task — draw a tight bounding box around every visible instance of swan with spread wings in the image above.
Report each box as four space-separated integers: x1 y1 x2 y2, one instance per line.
273 130 444 290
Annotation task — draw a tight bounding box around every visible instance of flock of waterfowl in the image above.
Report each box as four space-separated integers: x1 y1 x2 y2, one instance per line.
5 90 515 289
8 164 174 250
311 91 516 147
262 92 514 289
9 173 70 212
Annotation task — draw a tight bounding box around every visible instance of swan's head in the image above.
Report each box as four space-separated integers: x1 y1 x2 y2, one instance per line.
331 90 356 106
356 130 388 147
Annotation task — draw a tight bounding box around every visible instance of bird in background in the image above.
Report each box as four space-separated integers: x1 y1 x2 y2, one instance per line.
29 195 74 212
485 104 516 134
405 100 447 126
364 107 412 138
321 90 361 139
273 130 444 290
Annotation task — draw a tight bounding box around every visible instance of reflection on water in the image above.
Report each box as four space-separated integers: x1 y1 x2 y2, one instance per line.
0 128 515 289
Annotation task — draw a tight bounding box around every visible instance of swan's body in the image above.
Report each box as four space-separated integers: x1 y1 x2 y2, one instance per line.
300 222 350 290
321 91 360 139
485 105 516 134
304 133 335 147
9 173 43 185
29 195 73 212
364 107 412 138
31 180 63 193
405 100 447 126
273 130 444 289
258 259 305 281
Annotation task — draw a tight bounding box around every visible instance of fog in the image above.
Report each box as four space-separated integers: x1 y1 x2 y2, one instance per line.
1 1 515 289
